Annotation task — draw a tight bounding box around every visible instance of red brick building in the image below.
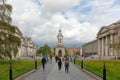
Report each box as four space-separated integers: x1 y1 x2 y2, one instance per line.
50 48 54 54
66 48 81 56
50 47 81 56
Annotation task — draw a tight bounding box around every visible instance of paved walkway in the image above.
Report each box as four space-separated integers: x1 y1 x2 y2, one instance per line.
24 59 96 80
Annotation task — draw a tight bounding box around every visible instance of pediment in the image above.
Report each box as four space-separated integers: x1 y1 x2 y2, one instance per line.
97 26 109 35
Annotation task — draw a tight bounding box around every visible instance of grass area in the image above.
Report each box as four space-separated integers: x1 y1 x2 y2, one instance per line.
76 60 120 80
0 59 41 80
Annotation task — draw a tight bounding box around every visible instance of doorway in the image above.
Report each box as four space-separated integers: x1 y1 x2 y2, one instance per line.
58 50 62 57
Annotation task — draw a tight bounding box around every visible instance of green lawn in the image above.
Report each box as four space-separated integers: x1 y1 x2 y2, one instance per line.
0 59 41 80
76 60 120 80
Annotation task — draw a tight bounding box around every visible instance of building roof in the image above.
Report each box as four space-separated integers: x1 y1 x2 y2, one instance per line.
97 20 120 37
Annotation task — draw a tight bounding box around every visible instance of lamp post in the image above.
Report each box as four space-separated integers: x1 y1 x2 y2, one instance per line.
9 62 12 80
35 59 37 70
81 59 83 69
103 62 106 80
6 34 13 80
34 54 37 70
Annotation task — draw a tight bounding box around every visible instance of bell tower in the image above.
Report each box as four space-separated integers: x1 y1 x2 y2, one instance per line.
55 29 65 57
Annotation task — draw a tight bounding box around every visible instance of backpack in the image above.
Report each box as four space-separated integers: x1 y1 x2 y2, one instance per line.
65 60 69 65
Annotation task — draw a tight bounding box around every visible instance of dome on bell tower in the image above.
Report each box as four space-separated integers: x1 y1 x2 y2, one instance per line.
57 29 63 37
59 29 61 32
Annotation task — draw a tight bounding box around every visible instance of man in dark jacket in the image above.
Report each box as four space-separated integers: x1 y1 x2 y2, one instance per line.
57 57 62 70
41 57 46 71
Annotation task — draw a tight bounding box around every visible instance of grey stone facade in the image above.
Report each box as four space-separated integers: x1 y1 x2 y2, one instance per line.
82 40 98 57
18 37 37 59
0 25 22 59
97 20 120 59
82 20 120 59
0 25 37 59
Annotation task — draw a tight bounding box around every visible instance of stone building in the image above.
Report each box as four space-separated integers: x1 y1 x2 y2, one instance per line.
18 37 37 59
97 20 120 59
0 25 22 39
55 29 65 57
82 40 98 57
0 24 37 59
0 25 23 59
51 47 81 56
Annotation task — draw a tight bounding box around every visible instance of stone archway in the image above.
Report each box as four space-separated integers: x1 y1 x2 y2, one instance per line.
58 49 62 57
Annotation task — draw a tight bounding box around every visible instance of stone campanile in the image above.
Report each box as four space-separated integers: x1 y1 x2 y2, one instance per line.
55 29 65 57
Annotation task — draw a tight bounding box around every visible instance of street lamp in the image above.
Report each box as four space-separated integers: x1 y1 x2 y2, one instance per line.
34 52 37 70
103 62 106 80
6 34 13 80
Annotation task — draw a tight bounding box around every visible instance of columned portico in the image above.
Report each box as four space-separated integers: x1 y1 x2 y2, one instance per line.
98 34 115 59
97 21 120 59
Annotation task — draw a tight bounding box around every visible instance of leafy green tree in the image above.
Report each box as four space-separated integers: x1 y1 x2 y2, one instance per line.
37 44 51 56
0 22 21 60
0 0 12 23
44 44 51 55
0 1 21 60
65 48 69 55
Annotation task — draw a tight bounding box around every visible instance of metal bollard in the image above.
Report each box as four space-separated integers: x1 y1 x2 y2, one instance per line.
35 60 37 70
81 60 83 69
9 63 12 80
103 63 106 80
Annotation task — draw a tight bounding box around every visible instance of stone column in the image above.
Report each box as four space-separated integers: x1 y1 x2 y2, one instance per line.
98 38 101 57
114 34 117 57
113 34 115 56
110 34 113 56
102 37 104 56
105 36 108 56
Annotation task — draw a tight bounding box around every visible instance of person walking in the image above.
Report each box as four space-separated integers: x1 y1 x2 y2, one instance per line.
41 57 46 71
73 54 77 64
55 55 58 62
65 58 69 73
49 54 52 64
57 57 62 71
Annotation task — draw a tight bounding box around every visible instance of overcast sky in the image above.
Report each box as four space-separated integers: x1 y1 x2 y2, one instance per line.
7 0 120 47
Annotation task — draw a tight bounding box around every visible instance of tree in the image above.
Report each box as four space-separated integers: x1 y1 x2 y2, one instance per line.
0 0 12 23
0 22 21 60
65 48 69 55
37 44 51 56
0 1 21 60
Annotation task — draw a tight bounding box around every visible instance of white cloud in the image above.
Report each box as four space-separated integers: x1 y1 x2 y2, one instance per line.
40 0 80 19
78 0 120 26
7 0 120 47
41 0 79 12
